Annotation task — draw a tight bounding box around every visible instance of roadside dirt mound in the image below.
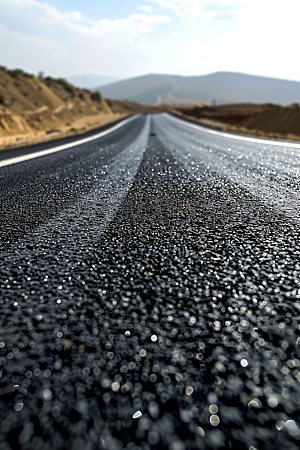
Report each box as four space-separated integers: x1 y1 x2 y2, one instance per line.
240 106 300 136
0 71 64 114
176 103 300 141
42 77 111 115
176 103 275 124
0 113 31 135
0 67 115 146
24 109 62 132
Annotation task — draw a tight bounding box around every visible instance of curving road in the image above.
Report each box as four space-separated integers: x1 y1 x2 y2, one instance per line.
1 114 300 450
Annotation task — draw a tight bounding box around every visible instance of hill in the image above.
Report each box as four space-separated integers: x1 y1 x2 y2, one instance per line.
98 72 300 106
0 67 143 149
0 66 166 150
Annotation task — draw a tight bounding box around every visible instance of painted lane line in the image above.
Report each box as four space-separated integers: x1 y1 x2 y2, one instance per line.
0 115 139 168
167 113 300 149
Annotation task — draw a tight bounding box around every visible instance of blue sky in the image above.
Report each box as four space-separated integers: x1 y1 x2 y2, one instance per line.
0 0 299 81
33 0 147 20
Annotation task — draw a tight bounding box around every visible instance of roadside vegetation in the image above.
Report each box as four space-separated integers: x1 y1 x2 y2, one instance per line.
44 76 76 95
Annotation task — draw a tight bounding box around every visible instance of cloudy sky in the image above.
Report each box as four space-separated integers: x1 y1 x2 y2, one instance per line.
0 0 299 80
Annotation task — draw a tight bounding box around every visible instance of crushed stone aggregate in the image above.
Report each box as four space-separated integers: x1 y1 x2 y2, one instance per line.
0 114 300 450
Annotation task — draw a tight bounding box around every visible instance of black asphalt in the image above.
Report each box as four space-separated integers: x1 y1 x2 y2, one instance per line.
1 113 300 450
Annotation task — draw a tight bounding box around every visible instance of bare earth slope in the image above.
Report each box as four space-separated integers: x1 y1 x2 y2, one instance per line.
240 107 300 136
0 67 120 149
175 104 300 142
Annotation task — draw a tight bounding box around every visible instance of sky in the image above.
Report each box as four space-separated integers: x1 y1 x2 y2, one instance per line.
0 0 299 81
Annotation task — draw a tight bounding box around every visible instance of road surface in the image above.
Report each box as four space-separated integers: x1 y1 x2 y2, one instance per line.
0 114 300 450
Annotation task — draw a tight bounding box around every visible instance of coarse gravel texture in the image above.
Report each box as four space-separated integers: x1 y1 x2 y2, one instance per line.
0 114 300 450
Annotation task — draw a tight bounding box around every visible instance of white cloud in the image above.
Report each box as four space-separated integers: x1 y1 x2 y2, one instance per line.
153 0 300 81
146 0 204 19
1 0 300 82
0 0 171 76
139 5 153 13
145 0 245 21
0 0 171 38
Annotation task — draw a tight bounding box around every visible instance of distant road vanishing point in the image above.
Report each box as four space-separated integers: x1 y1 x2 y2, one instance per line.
1 114 300 450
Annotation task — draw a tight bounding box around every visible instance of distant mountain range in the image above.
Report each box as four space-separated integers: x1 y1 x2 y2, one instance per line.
66 74 121 89
96 72 300 106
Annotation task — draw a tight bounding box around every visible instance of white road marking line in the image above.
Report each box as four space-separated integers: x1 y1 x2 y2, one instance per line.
167 113 300 149
0 115 138 168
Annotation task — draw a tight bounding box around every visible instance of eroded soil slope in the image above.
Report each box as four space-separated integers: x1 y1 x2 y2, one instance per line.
0 67 115 148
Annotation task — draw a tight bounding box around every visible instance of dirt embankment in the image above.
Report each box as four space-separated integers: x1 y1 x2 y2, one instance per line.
0 68 124 149
175 103 300 141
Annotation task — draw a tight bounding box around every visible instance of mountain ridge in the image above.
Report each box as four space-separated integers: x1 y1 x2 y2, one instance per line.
97 71 300 106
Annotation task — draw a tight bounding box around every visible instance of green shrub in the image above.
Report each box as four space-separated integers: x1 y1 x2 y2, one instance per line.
291 102 300 108
106 99 113 107
44 76 56 83
57 79 75 94
0 94 5 104
8 69 24 78
23 73 35 79
78 92 85 100
91 91 102 102
44 76 75 95
65 84 75 94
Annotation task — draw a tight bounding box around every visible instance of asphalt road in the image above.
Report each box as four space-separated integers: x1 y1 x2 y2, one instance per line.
1 113 300 450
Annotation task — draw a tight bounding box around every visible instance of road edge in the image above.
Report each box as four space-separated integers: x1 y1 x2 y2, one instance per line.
167 112 300 148
0 115 139 168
